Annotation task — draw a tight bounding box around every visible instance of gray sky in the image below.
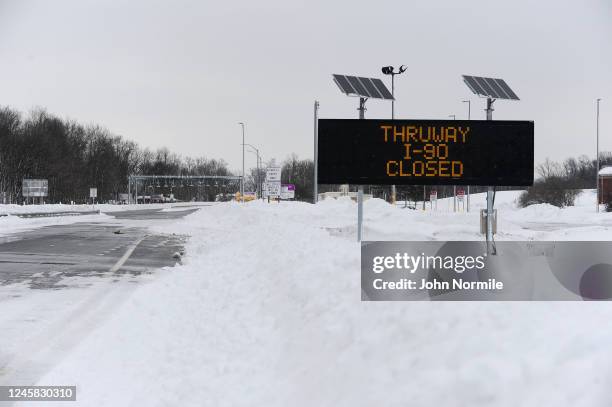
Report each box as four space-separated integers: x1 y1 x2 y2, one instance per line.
0 0 610 172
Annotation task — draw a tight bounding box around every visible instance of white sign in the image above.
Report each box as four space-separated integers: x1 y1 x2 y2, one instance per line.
430 190 437 200
280 184 295 200
22 179 48 197
266 166 281 182
264 182 281 198
90 188 98 198
457 188 465 201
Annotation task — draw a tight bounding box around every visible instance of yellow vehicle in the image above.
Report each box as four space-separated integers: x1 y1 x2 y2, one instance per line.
234 192 257 202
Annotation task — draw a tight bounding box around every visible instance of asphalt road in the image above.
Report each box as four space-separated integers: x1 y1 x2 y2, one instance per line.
0 208 196 289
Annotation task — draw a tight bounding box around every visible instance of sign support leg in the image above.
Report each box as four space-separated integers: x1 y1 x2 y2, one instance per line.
485 97 496 255
467 185 470 212
356 97 367 241
314 100 319 204
357 186 363 242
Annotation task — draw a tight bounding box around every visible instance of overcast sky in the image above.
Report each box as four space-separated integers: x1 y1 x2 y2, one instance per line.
0 0 610 171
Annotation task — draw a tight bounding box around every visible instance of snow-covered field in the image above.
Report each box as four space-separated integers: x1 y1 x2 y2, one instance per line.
2 191 612 406
0 202 211 238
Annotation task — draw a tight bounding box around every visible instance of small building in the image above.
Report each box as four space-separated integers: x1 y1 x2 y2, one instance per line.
598 166 612 205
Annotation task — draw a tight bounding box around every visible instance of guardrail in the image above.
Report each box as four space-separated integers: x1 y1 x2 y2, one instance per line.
11 210 101 218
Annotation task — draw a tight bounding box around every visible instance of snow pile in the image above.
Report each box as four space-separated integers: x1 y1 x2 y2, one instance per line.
29 196 612 406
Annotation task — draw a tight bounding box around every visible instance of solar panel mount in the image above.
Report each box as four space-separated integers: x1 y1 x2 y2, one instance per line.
333 74 394 100
462 75 519 100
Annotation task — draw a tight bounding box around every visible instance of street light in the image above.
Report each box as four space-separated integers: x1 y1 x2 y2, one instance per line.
238 122 245 203
596 98 602 212
382 64 407 205
381 65 407 119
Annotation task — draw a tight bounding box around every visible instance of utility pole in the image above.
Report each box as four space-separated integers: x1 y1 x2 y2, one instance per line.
596 98 602 212
238 122 245 203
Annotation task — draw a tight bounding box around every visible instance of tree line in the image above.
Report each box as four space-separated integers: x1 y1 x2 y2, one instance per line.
0 106 231 203
519 153 612 207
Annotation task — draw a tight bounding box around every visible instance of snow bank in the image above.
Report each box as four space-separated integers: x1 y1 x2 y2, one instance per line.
30 198 612 406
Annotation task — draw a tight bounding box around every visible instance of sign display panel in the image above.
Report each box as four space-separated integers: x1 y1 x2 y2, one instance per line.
22 179 48 197
281 184 295 200
317 119 534 186
90 188 97 198
266 167 281 182
264 182 281 198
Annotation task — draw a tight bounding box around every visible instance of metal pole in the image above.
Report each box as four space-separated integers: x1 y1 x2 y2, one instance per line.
423 185 426 210
358 98 366 120
238 122 245 203
596 98 601 212
390 76 397 205
314 100 319 204
357 98 366 241
128 176 131 205
257 151 260 199
391 74 394 119
485 97 495 255
453 185 457 212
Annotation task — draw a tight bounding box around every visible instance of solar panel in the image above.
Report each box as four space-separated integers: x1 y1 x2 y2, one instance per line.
370 78 394 100
486 77 510 99
347 76 369 98
494 78 520 100
333 74 355 95
462 75 519 100
463 75 488 97
332 74 394 100
359 77 383 99
475 77 503 99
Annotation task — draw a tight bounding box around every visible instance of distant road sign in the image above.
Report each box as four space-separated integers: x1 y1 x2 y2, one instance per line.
22 179 48 197
266 167 281 182
317 119 534 186
457 188 465 201
265 182 281 198
90 188 97 198
281 184 295 200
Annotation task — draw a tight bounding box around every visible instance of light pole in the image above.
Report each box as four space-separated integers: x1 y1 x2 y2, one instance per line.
596 98 602 212
245 143 261 198
463 99 471 212
382 65 407 205
448 114 456 120
238 122 245 203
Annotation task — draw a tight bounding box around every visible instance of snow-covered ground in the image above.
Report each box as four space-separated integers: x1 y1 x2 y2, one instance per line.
0 202 211 238
2 191 612 406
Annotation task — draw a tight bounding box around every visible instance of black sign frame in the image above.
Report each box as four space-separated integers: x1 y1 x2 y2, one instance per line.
317 119 534 186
